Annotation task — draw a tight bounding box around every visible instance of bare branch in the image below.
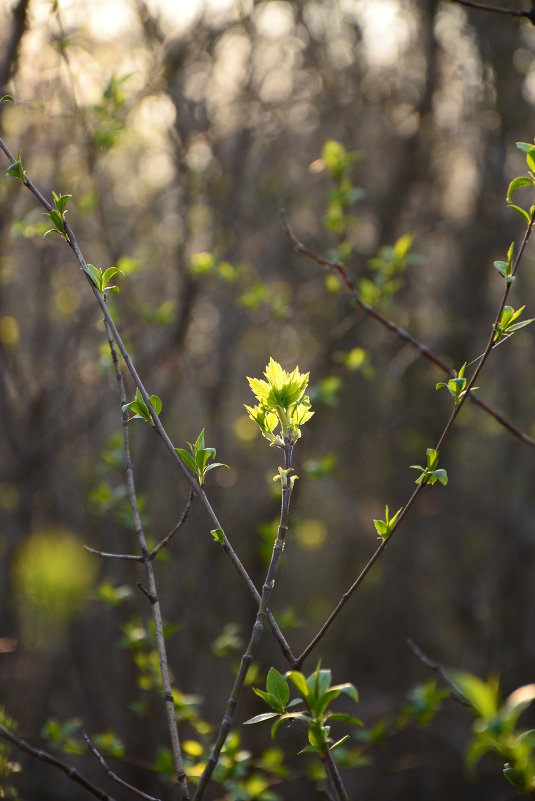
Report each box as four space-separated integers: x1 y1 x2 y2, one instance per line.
0 132 296 668
281 210 535 451
103 314 190 801
150 490 195 558
0 724 117 801
295 209 535 668
84 733 162 801
84 545 143 561
406 639 470 706
449 0 535 24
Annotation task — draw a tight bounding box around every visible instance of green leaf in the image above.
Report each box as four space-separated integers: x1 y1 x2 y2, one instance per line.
244 712 279 726
330 735 350 750
84 263 103 289
6 151 24 180
175 448 197 474
494 260 508 278
210 528 225 545
333 682 359 704
325 713 362 726
433 468 448 486
266 668 290 710
148 395 162 415
516 141 535 154
0 95 14 103
508 203 531 223
507 176 534 201
445 669 499 718
426 449 438 470
286 671 309 700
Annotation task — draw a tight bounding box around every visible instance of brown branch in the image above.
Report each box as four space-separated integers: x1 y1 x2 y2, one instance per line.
84 734 162 801
103 314 190 801
0 134 296 669
294 209 535 668
281 210 535 451
406 639 470 706
0 724 117 801
150 490 194 558
449 0 535 24
0 0 30 89
84 546 143 561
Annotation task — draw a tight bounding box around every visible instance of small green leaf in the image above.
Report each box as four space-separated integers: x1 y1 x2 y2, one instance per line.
266 668 290 710
330 735 350 750
508 204 531 223
175 449 197 474
84 263 103 289
148 395 162 415
244 712 279 726
507 176 534 201
516 141 535 154
1 95 14 103
6 151 24 180
286 671 309 700
210 528 225 545
445 669 499 718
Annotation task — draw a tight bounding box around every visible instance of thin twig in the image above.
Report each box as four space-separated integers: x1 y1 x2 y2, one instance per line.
294 209 535 668
0 724 117 801
281 210 535 451
0 135 296 668
449 0 535 24
323 747 348 801
193 443 329 798
84 733 162 801
84 545 143 561
103 314 190 801
150 490 195 558
406 639 470 706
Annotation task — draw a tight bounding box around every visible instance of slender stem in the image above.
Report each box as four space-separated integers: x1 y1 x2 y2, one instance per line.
449 0 535 23
295 211 535 668
104 316 189 801
83 546 143 561
281 210 535 450
84 733 162 801
149 490 195 558
323 747 349 801
0 724 118 801
0 135 295 666
193 444 302 800
406 639 470 706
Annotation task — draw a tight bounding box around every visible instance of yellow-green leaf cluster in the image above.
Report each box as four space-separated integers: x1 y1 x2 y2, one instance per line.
245 358 313 446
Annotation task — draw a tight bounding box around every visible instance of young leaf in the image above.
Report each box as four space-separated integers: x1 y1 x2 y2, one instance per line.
508 204 531 223
266 668 290 710
1 95 14 103
210 528 225 545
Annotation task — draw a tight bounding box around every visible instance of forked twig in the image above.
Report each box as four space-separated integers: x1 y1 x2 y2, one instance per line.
293 208 535 668
407 639 470 706
0 724 117 801
0 135 297 669
84 733 162 801
150 490 195 558
281 210 535 451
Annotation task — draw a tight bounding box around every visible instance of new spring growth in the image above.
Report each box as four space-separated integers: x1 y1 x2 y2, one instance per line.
245 358 314 447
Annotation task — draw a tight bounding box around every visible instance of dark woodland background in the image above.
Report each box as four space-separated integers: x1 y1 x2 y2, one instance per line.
1 0 535 798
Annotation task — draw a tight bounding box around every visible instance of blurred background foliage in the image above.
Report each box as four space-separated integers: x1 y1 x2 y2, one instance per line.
1 0 535 798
